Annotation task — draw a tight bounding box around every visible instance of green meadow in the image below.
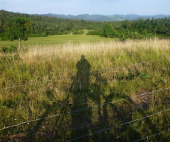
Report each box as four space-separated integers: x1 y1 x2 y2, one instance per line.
0 34 115 48
0 36 170 141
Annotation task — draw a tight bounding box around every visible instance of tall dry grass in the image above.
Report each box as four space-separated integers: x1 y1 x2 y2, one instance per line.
22 39 170 62
0 39 170 141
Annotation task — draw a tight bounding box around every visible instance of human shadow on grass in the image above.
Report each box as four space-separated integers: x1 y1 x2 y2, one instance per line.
78 73 163 141
69 55 93 142
88 71 109 141
67 59 141 142
99 89 162 142
24 55 94 142
24 56 165 142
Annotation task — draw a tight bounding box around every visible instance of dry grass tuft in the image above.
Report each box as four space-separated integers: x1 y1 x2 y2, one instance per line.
21 39 170 63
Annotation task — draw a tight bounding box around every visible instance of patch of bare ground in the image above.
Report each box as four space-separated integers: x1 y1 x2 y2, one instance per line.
131 90 153 110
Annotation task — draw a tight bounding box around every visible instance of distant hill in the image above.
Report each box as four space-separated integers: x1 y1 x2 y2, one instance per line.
0 10 170 39
42 14 170 21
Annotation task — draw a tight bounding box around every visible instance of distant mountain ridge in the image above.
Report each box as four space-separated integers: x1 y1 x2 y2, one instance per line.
41 14 170 21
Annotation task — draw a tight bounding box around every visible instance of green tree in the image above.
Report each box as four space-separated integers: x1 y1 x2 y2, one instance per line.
10 18 31 52
101 24 118 38
122 20 132 29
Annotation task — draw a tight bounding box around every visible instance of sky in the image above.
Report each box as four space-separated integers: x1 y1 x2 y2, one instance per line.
0 0 170 15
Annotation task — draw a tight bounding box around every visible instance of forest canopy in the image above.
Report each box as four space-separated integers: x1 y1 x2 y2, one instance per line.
0 10 170 40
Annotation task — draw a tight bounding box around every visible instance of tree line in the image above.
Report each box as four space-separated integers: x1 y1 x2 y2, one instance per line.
0 10 170 41
0 10 104 39
92 18 170 40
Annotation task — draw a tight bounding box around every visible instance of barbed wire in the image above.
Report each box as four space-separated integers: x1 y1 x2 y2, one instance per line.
67 99 169 132
0 58 166 91
66 109 170 141
0 78 62 90
0 87 169 131
133 129 170 142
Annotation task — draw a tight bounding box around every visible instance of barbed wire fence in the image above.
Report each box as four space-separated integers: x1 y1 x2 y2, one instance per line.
66 109 169 141
0 87 169 131
133 130 170 142
0 57 169 141
66 98 170 138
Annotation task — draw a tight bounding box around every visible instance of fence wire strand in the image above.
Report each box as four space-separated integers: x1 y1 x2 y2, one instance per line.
66 109 169 141
133 129 170 142
0 87 169 131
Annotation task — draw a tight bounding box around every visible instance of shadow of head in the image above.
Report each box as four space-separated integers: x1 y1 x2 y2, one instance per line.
81 55 85 59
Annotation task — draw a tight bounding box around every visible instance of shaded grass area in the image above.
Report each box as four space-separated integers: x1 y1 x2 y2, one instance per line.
0 39 170 141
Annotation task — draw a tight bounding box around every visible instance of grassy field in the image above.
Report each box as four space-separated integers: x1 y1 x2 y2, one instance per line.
0 38 170 141
0 34 115 48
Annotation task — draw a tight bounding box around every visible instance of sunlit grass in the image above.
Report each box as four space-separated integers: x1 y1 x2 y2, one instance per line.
0 38 169 141
0 34 115 48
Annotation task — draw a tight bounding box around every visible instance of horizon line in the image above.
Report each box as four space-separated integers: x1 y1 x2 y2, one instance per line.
1 9 170 16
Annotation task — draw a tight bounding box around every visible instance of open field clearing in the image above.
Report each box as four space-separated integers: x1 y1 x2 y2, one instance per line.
0 39 170 141
0 34 115 48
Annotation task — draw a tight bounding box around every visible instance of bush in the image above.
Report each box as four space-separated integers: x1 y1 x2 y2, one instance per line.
8 45 17 53
87 30 101 35
30 32 48 37
55 32 63 35
1 47 8 53
101 24 118 38
72 30 84 35
0 45 17 53
62 31 71 34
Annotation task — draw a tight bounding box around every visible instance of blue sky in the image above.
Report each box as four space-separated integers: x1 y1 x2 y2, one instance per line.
0 0 170 15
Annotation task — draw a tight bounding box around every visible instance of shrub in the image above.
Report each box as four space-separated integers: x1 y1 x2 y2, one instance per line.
62 31 71 34
1 47 8 53
101 24 118 38
30 32 48 37
87 30 101 35
55 32 63 35
0 45 17 53
8 45 17 53
72 30 84 35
